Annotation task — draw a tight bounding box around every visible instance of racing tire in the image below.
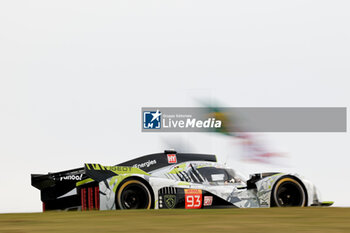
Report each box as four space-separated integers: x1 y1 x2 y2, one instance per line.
271 177 306 207
116 179 152 209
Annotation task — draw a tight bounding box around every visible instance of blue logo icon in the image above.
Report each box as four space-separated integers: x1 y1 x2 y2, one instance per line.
143 110 162 129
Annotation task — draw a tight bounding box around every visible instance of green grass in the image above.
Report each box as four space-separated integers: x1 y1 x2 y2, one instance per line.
1 208 349 233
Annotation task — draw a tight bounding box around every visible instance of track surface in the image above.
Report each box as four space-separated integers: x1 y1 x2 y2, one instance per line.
0 208 349 233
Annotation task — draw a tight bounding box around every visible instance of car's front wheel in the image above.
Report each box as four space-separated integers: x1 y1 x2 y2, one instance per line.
271 177 306 207
116 179 152 209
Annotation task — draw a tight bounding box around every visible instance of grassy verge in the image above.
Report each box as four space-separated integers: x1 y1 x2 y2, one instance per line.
0 208 349 233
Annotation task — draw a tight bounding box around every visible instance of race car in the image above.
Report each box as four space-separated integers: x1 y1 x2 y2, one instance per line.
31 150 333 211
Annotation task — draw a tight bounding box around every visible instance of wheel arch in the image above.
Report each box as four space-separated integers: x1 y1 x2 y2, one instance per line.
270 175 308 207
115 176 155 209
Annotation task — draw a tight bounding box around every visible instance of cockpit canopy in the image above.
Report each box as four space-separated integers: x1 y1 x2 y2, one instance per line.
152 161 245 185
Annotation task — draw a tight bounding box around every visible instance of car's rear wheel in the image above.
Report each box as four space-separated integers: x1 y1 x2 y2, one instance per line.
117 180 152 209
272 177 306 207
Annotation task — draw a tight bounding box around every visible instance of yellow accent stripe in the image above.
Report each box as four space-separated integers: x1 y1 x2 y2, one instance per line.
84 163 150 176
76 178 94 187
109 176 118 186
112 174 131 193
178 182 190 186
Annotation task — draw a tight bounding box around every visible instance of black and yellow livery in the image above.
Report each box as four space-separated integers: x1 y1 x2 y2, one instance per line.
31 150 217 211
31 150 332 211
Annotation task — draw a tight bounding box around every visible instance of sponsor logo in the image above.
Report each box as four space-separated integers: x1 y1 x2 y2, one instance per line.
167 154 177 163
260 201 268 207
204 196 213 206
143 110 162 129
108 166 132 172
59 174 83 181
132 160 157 169
185 189 202 195
164 195 176 209
163 118 221 129
185 189 202 209
86 164 132 172
141 108 224 132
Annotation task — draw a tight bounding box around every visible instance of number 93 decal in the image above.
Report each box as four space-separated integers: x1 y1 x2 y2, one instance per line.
184 189 202 209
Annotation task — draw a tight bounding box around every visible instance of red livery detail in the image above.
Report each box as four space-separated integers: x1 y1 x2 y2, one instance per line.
167 154 177 164
185 189 202 209
204 196 213 206
94 186 100 210
81 188 87 211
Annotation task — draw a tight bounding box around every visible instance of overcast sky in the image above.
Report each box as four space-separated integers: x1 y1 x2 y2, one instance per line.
0 1 349 213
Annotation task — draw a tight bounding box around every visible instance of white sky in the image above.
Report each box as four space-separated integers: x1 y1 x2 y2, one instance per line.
0 1 349 213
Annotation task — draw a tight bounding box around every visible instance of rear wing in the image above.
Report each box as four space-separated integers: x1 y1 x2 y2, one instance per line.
31 167 85 190
83 164 149 183
31 167 87 211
